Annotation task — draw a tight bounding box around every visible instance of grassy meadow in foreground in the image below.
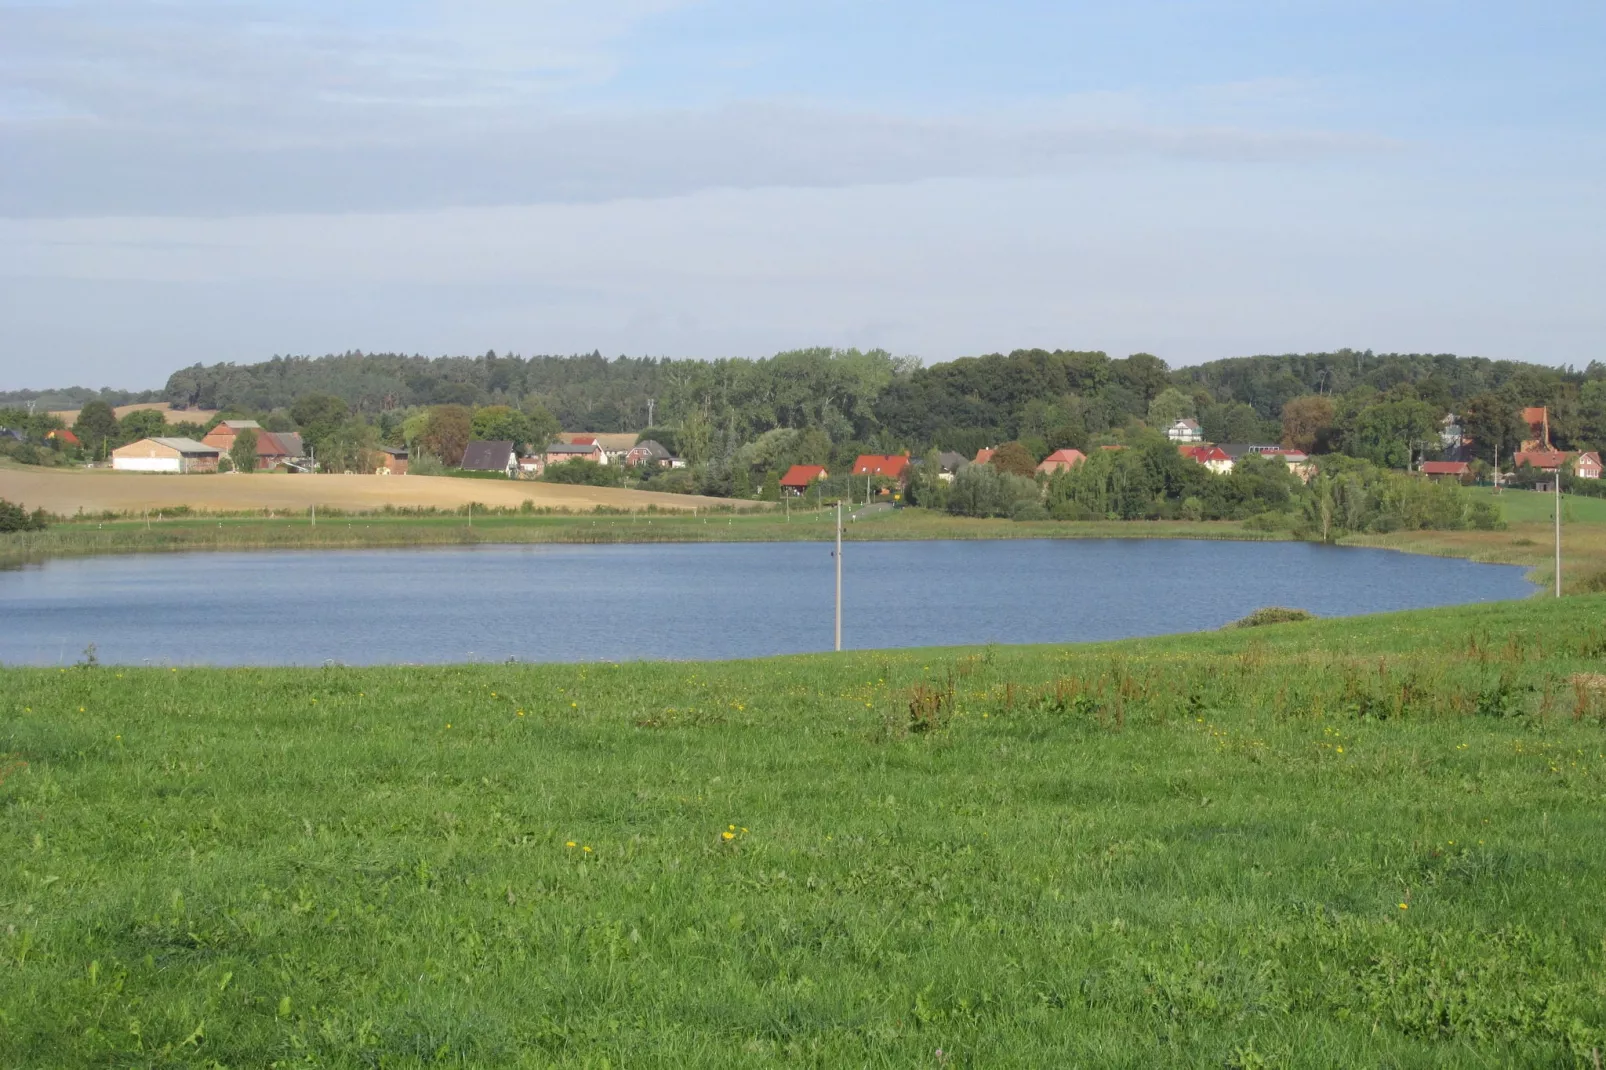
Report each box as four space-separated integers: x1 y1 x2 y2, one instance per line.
4 598 1606 1066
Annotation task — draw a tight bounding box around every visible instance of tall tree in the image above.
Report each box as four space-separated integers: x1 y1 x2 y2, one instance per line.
1461 393 1526 465
73 401 119 456
229 427 259 473
1280 395 1336 453
421 405 473 465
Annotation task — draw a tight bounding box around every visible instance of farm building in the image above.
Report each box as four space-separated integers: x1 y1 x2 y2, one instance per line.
111 437 222 473
46 428 81 447
1420 460 1471 482
202 420 260 451
544 441 607 466
1576 452 1603 479
377 447 408 475
1036 449 1087 475
461 441 519 477
200 421 304 470
779 464 828 495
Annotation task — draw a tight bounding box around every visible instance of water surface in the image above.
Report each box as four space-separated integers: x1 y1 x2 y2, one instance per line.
1 540 1535 666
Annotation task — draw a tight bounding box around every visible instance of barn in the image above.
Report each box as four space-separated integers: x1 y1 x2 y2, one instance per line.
111 437 222 474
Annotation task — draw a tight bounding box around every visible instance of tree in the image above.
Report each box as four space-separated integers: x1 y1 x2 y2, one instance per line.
421 405 473 466
759 470 781 501
118 408 168 443
290 393 351 454
471 406 532 450
229 427 259 473
1147 387 1193 429
73 401 119 456
679 408 713 467
0 499 48 532
1280 395 1336 453
1342 400 1439 469
1461 393 1526 465
989 441 1037 478
520 398 561 452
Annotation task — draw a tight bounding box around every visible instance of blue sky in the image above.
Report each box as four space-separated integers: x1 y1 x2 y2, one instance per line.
1 0 1602 388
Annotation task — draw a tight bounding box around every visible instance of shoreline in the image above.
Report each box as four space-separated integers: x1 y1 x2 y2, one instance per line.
0 504 1593 593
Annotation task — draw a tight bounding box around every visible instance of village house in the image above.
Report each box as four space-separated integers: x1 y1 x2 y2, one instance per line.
1166 418 1203 444
201 420 259 451
851 454 911 480
1036 448 1087 475
1514 448 1569 473
935 451 967 482
624 440 676 468
46 428 81 447
1180 444 1234 474
200 420 303 470
1576 451 1603 479
973 447 996 465
111 437 222 473
460 440 519 477
1419 460 1472 483
779 464 829 496
544 440 607 467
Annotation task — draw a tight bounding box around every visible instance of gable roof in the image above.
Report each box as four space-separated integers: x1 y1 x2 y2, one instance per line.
1037 449 1087 473
1181 445 1232 465
780 464 828 488
1170 418 1201 430
629 439 672 459
936 451 967 472
545 441 604 456
150 437 220 455
47 428 81 445
1514 449 1570 470
974 447 995 465
1420 461 1470 475
851 454 911 478
219 420 261 431
461 440 517 470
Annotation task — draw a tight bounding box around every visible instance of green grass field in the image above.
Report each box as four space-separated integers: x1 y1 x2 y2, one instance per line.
1466 487 1606 525
5 597 1606 1066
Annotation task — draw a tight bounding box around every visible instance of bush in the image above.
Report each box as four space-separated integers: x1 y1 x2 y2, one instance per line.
0 498 48 532
1011 501 1049 522
1225 607 1315 629
1243 511 1295 533
1048 499 1099 521
542 459 624 487
947 464 1040 518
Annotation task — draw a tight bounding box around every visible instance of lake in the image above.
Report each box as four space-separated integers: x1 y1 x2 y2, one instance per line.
1 540 1535 666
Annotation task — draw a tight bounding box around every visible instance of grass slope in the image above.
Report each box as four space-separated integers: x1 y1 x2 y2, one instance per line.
5 598 1606 1066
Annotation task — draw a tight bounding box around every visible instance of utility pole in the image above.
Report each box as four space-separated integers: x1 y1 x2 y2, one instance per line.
1555 463 1562 598
834 501 843 652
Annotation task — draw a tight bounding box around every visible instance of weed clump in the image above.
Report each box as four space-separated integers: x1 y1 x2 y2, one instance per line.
1226 607 1316 629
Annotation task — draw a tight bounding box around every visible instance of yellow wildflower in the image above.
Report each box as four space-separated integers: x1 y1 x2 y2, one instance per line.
566 841 576 848
722 831 735 841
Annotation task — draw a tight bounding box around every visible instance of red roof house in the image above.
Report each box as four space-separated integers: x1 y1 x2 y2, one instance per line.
1420 460 1471 481
974 447 996 465
851 454 911 479
1514 449 1570 472
47 428 81 446
1521 407 1550 450
1036 448 1087 475
1180 445 1234 473
779 464 828 493
1576 451 1602 480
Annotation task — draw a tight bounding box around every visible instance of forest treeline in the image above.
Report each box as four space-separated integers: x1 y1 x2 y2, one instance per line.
147 346 1606 459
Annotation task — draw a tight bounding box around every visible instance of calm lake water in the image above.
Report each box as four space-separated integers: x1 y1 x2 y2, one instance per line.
1 540 1535 667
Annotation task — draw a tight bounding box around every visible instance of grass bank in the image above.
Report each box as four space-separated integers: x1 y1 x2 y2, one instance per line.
4 596 1606 1065
0 506 1283 570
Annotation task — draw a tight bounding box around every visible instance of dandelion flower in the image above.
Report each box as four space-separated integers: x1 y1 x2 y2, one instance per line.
722 831 735 841
1398 902 1409 910
582 846 592 853
566 841 576 848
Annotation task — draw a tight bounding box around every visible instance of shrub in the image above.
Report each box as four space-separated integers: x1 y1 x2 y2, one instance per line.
543 459 624 488
0 498 48 533
1226 607 1315 629
1011 501 1049 522
947 464 1039 518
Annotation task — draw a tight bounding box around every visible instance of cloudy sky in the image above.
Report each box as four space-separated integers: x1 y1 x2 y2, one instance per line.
2 1 1603 389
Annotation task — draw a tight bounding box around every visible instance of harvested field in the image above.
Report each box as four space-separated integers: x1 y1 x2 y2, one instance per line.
47 402 219 427
0 464 730 515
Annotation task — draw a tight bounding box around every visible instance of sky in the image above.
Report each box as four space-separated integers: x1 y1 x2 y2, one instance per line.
2 1 1603 390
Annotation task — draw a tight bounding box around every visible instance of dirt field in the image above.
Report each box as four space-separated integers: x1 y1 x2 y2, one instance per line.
0 464 734 515
46 403 220 427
